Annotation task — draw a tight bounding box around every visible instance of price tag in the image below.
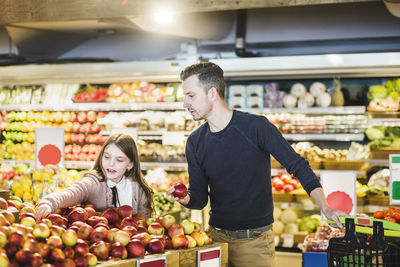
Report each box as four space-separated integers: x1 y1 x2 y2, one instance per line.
320 171 357 217
162 131 185 146
137 255 166 267
110 128 138 141
281 234 294 248
197 247 221 267
390 154 400 205
35 128 64 169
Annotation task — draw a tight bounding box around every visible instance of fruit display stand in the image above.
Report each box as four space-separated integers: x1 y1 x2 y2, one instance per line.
96 242 228 267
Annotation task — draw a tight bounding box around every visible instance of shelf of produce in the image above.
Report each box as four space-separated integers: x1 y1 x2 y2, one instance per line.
141 162 187 171
246 106 366 115
368 118 400 126
0 102 185 112
282 133 364 141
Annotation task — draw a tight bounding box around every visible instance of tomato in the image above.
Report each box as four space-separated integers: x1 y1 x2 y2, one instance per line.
392 211 400 222
384 216 397 223
373 210 384 219
384 209 393 218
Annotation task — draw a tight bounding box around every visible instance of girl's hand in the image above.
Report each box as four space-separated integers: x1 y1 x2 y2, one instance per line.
35 204 52 221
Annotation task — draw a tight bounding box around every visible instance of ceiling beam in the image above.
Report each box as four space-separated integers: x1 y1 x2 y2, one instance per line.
0 0 377 24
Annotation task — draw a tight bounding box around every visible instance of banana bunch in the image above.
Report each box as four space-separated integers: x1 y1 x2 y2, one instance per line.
356 181 368 197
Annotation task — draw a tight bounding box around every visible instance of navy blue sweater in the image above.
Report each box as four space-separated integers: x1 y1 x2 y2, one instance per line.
184 110 321 230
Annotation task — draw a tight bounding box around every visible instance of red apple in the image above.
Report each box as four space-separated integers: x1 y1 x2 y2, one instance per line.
89 226 108 243
280 173 292 184
148 238 165 254
75 239 90 256
93 222 110 230
22 238 37 253
148 222 165 235
50 248 66 263
74 255 88 267
117 205 133 219
47 235 63 249
127 239 145 258
48 214 65 227
68 207 88 224
64 246 75 259
120 217 137 229
283 183 295 193
15 248 33 265
87 216 108 227
172 182 188 198
289 179 300 189
77 223 93 240
133 213 146 223
50 225 66 236
63 258 77 267
122 226 137 237
31 252 43 267
131 232 151 247
106 228 119 243
37 242 50 258
89 241 110 261
168 224 184 238
84 207 96 218
101 207 119 226
7 231 24 247
110 242 127 259
171 234 188 249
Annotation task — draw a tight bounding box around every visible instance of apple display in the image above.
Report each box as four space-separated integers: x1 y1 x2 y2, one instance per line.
75 238 90 256
131 232 151 247
171 234 189 249
122 225 137 237
120 217 137 228
89 240 110 260
33 222 50 239
101 207 119 226
84 207 96 218
110 242 128 259
89 226 108 243
168 224 184 238
87 216 108 227
77 223 93 240
148 238 165 254
114 230 130 246
68 207 89 224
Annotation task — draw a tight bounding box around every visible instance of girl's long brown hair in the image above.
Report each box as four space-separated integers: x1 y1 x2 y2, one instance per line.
89 133 154 216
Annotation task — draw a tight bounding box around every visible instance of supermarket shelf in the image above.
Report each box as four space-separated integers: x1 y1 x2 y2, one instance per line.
0 102 185 112
0 159 34 166
141 162 187 171
364 158 389 166
246 106 366 115
368 118 400 126
282 133 364 141
101 130 191 141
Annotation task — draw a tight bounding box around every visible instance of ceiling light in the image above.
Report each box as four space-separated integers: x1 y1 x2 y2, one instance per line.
153 9 173 24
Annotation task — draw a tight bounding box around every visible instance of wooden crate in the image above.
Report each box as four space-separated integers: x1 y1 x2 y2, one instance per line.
177 242 228 267
370 148 400 159
97 250 179 267
273 193 294 202
367 195 389 206
322 160 367 170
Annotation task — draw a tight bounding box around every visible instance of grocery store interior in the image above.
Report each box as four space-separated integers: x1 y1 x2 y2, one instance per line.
1 0 400 266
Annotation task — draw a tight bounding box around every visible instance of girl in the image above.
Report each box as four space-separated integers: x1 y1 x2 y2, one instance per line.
36 133 153 220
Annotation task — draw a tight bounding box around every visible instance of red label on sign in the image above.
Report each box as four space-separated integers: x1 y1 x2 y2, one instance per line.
200 249 220 261
139 259 165 267
357 217 371 226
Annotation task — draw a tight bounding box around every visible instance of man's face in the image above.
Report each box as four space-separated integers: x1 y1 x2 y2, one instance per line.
182 75 212 121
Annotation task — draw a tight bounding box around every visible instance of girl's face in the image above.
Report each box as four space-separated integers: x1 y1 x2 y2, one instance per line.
101 143 133 183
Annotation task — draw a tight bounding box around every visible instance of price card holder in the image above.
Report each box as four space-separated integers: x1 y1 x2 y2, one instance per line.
389 154 400 205
137 255 166 267
110 128 138 141
162 131 185 146
35 128 64 169
320 171 357 217
197 247 221 267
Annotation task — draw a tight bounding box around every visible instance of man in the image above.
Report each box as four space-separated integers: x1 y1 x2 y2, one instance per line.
168 62 347 267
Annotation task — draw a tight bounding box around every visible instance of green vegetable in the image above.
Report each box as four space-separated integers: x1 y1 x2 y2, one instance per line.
365 127 385 140
367 85 387 100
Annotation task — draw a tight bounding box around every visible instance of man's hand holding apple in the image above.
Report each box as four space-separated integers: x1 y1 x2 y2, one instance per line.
167 182 190 205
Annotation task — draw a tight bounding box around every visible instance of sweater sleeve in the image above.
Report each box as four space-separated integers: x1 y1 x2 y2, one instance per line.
258 117 322 195
184 136 209 210
135 185 150 219
38 175 97 213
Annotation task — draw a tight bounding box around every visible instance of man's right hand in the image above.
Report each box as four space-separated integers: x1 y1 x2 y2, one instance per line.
167 186 190 205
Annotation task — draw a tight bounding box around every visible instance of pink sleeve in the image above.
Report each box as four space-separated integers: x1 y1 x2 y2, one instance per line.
38 175 97 213
136 186 151 219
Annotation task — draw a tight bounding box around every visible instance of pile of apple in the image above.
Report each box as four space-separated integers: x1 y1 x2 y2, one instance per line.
271 173 301 194
0 197 211 266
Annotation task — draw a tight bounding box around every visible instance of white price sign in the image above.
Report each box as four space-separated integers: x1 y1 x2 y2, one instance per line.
162 131 185 146
35 128 64 169
137 255 166 267
320 171 357 216
389 154 400 205
197 247 221 267
110 128 138 141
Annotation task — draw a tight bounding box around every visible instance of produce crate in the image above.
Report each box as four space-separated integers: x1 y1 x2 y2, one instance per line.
366 195 389 206
0 185 10 200
321 160 367 170
97 250 179 267
357 196 365 206
176 242 228 267
273 193 295 202
370 148 400 159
